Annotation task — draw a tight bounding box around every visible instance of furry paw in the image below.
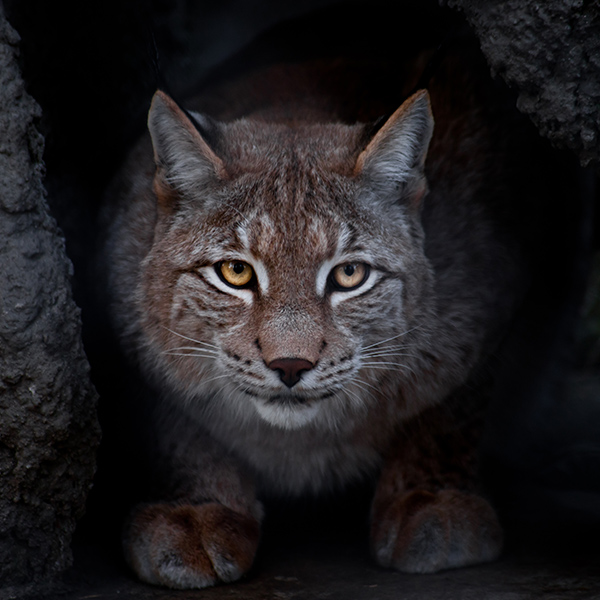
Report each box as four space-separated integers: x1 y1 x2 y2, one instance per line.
123 502 260 589
370 489 503 573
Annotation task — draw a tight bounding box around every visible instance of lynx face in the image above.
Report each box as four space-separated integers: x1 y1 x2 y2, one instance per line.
136 91 435 431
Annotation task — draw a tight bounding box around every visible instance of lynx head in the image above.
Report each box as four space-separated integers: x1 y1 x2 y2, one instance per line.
138 89 435 430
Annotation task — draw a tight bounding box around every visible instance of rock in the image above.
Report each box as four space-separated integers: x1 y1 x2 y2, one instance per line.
0 3 100 589
446 0 600 171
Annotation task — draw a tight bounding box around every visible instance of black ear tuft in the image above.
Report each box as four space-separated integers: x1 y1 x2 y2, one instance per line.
185 110 220 153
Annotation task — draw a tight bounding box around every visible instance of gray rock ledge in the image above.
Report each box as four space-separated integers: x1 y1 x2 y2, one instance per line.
0 2 100 591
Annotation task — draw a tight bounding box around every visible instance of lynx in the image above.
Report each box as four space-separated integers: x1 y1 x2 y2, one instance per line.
101 47 560 588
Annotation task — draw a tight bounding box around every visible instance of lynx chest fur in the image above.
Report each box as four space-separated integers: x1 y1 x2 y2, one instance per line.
102 55 547 588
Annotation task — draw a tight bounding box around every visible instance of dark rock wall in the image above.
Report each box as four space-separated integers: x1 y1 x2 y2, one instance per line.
447 0 600 172
0 3 100 588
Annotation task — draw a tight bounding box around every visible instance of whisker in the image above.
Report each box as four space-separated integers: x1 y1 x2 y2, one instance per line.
361 325 421 351
350 377 379 394
162 352 218 359
361 350 420 360
341 385 366 409
348 381 378 405
361 360 411 367
198 373 235 386
162 326 219 351
230 381 251 396
165 345 219 355
361 362 416 376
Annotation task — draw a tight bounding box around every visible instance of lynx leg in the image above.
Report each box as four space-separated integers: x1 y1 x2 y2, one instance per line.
122 417 262 589
370 396 502 573
124 502 260 589
371 488 502 573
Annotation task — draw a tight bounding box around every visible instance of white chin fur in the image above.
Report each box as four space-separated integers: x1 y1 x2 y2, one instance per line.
251 398 320 430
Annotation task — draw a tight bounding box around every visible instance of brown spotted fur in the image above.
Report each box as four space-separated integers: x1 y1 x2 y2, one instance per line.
101 49 557 588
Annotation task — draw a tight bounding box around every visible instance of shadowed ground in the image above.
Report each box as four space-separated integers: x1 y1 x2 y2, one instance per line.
16 478 600 600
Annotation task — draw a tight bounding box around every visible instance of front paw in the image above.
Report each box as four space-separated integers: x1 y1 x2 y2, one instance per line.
123 502 260 589
370 489 503 573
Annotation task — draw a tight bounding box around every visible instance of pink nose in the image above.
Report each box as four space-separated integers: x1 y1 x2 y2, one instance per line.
267 358 315 388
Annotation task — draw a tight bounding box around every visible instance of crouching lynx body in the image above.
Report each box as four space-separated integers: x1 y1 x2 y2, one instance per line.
101 48 559 588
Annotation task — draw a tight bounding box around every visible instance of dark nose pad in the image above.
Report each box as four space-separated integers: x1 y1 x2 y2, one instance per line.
268 358 315 388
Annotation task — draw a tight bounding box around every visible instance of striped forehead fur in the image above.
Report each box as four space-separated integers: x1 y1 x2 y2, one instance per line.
220 119 366 173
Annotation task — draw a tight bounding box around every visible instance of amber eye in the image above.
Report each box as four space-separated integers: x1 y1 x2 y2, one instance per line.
217 261 255 288
330 263 369 290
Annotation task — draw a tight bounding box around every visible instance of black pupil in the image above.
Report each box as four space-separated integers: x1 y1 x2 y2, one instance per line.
233 263 246 274
344 265 356 277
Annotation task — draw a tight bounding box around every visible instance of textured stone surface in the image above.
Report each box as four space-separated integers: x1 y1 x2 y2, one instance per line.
446 0 600 170
0 2 100 590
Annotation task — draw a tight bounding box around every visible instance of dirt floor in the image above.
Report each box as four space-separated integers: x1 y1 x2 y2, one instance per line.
12 481 600 600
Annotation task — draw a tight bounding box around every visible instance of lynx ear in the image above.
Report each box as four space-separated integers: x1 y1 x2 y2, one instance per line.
148 90 226 199
355 90 433 207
